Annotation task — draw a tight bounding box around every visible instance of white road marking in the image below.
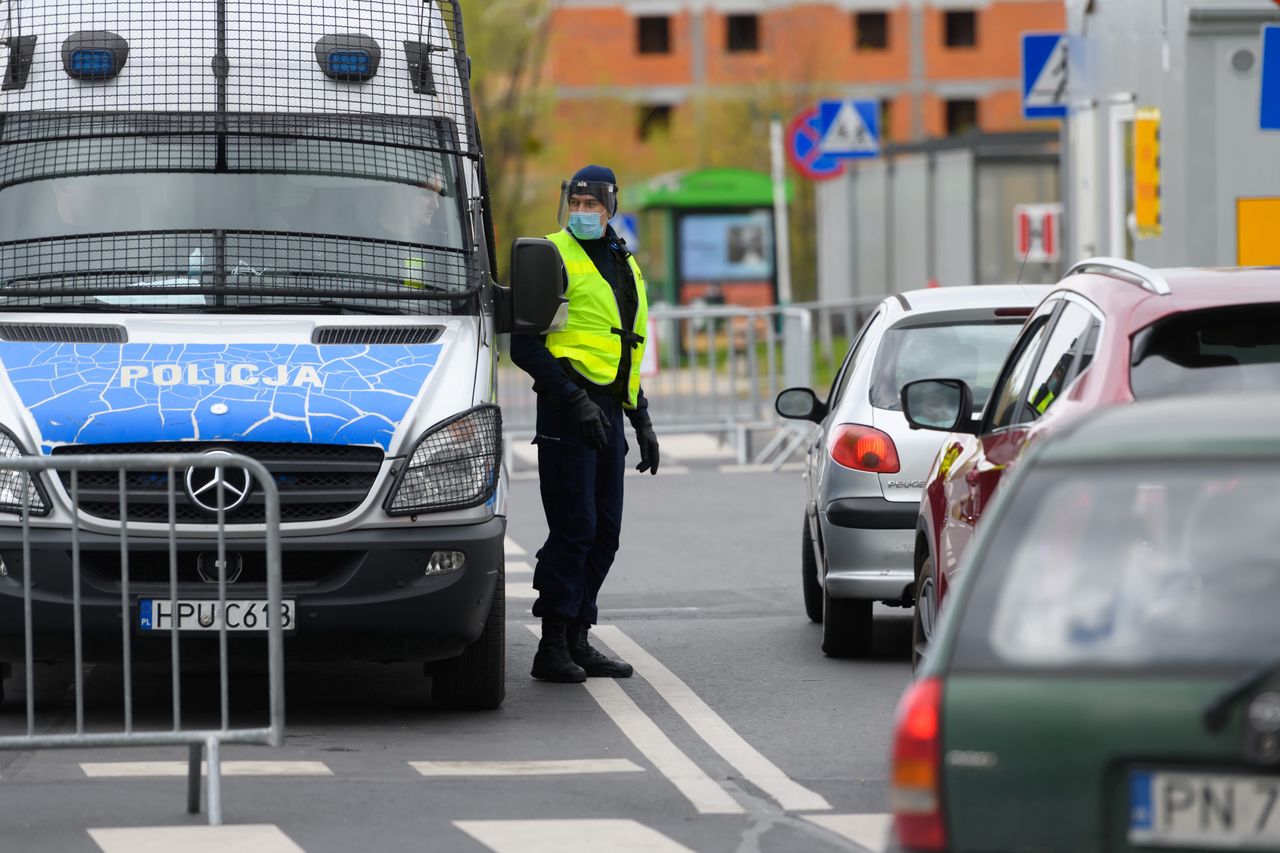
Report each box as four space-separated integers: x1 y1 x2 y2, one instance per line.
626 465 689 477
510 471 540 482
506 560 533 575
504 536 527 557
718 463 806 474
522 625 742 815
804 814 893 852
411 758 643 777
89 824 306 853
80 761 332 778
592 625 833 813
456 819 696 853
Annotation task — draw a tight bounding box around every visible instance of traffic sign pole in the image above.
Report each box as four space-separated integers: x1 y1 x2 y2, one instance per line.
770 118 793 305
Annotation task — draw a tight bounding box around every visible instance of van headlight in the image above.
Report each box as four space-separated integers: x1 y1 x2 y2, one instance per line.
384 405 502 515
0 428 48 516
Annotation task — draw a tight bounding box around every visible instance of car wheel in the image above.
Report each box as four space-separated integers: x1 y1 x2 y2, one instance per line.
912 555 937 673
430 564 506 710
822 589 873 658
802 516 823 624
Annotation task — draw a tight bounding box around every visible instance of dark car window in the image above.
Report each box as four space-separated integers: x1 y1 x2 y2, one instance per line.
1130 304 1280 399
985 314 1053 431
953 462 1280 669
1021 303 1097 420
828 310 881 405
868 320 1023 411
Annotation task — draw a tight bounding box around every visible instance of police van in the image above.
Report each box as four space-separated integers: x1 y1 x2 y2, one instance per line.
0 0 564 708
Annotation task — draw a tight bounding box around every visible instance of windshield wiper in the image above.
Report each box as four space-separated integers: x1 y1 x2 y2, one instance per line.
1203 657 1280 732
202 301 406 316
0 302 188 313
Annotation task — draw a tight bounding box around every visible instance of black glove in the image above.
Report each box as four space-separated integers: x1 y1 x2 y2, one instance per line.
627 409 660 475
565 388 610 451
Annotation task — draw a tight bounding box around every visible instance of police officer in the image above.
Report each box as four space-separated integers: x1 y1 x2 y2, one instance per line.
510 165 660 684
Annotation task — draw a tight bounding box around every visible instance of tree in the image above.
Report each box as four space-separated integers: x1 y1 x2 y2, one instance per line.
460 0 553 277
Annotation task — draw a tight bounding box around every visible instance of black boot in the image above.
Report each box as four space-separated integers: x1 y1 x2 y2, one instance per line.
531 617 586 683
569 622 633 678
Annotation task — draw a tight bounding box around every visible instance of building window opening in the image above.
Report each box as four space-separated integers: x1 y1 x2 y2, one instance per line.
880 97 894 142
855 12 889 50
637 16 672 55
726 14 760 53
944 10 977 48
945 98 979 135
638 104 674 141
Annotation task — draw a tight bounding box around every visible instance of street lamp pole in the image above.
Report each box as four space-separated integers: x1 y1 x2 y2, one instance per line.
769 117 793 305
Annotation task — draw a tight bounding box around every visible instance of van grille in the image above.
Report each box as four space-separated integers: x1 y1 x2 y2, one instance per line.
51 442 384 524
312 325 443 345
0 323 127 343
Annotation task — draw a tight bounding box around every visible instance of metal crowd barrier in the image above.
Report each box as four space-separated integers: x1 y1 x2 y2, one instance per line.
499 297 886 465
0 453 285 826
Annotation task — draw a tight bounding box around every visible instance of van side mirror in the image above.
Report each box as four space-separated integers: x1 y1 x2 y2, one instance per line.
495 238 567 335
901 379 975 434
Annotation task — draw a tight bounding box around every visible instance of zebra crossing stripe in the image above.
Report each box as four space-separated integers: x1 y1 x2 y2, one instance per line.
455 819 695 852
89 824 305 853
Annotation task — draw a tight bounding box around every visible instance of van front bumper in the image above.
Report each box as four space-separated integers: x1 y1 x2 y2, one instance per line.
0 517 505 664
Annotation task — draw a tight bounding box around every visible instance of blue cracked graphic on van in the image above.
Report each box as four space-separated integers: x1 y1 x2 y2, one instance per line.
0 343 440 453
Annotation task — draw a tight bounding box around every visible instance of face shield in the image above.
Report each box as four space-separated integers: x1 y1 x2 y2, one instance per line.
557 178 618 230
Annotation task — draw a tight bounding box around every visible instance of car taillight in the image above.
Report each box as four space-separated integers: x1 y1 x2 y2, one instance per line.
890 677 946 851
830 424 901 473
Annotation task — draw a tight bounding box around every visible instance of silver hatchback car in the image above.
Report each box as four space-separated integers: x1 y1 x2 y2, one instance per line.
776 285 1050 657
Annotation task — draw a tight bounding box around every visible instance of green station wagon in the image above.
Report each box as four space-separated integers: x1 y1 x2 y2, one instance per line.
889 394 1280 852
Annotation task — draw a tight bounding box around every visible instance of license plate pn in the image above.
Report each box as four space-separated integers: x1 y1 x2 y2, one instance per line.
139 599 295 632
1130 770 1280 849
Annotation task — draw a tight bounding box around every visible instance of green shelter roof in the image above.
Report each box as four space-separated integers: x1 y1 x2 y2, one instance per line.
628 168 793 210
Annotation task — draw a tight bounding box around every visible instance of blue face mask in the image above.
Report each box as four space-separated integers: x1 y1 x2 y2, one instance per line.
568 211 606 240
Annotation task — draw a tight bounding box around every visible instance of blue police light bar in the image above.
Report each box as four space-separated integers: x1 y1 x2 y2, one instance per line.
315 34 381 82
62 31 129 80
70 50 115 77
328 51 371 77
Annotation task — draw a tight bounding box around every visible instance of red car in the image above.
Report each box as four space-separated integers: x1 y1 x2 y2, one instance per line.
902 259 1280 667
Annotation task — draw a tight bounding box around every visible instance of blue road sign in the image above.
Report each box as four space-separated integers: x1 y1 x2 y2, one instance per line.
1022 33 1069 120
787 108 845 180
1262 25 1280 131
816 100 880 159
614 213 640 250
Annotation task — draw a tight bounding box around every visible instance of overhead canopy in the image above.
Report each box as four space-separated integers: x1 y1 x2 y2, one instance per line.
628 167 793 210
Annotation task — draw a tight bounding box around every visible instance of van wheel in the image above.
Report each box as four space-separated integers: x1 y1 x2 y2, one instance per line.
822 590 873 658
801 517 823 624
431 567 506 710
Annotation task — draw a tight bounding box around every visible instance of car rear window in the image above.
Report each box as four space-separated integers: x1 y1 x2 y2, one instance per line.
955 463 1280 670
869 320 1023 411
1130 304 1280 399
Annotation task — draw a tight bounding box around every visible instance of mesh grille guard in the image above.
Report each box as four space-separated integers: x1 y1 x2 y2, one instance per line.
0 0 483 314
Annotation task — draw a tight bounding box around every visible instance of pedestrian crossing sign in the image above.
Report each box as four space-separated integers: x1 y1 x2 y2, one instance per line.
1022 33 1069 120
816 100 880 159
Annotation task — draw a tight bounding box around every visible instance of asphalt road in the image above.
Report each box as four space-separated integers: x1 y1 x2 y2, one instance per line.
0 449 913 852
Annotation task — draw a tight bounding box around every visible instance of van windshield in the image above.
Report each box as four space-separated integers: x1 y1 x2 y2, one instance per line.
0 114 476 315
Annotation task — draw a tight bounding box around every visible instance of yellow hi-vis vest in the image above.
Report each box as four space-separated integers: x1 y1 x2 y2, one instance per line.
544 229 649 409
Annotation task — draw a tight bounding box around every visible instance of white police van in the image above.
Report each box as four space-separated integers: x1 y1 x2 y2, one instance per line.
0 0 564 708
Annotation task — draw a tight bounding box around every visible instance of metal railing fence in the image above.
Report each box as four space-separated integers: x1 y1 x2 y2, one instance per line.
0 452 285 826
499 297 886 465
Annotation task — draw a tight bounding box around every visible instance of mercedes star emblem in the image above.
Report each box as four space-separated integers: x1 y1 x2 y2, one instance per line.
1249 692 1280 734
184 450 253 514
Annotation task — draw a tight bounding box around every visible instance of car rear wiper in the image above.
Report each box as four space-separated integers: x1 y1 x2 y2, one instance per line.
1203 656 1280 732
200 301 407 316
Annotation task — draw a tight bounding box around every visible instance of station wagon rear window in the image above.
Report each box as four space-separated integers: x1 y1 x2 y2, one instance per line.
869 320 1022 411
1130 304 1280 399
960 463 1280 669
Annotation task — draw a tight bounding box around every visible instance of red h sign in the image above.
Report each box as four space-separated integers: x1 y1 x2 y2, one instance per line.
1014 203 1063 264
